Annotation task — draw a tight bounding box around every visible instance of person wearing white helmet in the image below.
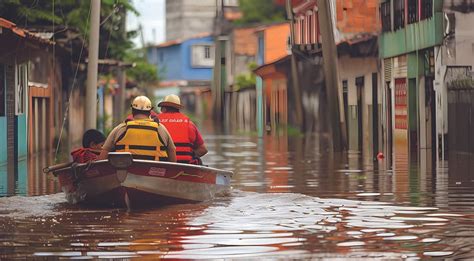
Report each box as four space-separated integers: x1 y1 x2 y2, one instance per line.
98 96 176 162
157 94 208 165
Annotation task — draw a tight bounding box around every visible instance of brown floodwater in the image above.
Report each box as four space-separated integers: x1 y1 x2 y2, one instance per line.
1 133 474 259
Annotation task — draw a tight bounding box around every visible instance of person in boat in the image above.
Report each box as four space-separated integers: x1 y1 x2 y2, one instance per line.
157 94 208 165
125 109 160 123
98 96 177 162
71 129 106 163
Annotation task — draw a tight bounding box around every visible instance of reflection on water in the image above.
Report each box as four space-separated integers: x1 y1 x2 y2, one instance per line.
1 133 474 259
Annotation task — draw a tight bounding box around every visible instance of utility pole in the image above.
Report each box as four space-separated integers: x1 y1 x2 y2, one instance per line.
85 0 101 130
212 0 228 123
286 0 304 131
317 0 344 152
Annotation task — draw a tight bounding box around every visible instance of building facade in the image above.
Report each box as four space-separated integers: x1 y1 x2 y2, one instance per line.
0 18 56 166
379 0 444 165
335 0 381 160
254 23 292 134
147 34 215 113
165 0 239 41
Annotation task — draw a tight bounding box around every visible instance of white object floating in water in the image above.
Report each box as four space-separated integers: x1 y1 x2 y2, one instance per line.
337 241 366 247
356 193 381 197
383 235 418 241
423 251 453 257
421 238 441 243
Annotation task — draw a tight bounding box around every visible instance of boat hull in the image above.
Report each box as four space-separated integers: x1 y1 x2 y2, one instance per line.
53 155 233 208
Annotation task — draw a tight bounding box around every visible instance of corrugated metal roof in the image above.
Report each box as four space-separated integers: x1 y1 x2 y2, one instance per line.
0 17 54 45
150 32 213 48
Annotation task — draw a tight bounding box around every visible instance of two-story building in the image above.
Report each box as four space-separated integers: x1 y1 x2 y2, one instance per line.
287 0 382 160
253 22 292 135
379 0 444 164
147 33 215 114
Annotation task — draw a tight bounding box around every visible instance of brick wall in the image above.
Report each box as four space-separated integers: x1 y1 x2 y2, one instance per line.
336 0 380 34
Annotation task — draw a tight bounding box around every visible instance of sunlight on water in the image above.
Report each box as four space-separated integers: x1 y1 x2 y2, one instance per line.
1 134 474 259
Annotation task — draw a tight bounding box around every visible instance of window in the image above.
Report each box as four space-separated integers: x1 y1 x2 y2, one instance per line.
308 13 313 44
16 63 28 115
381 1 392 32
159 52 164 63
0 64 5 116
191 44 214 68
204 46 211 59
420 0 433 20
29 54 48 86
300 16 305 44
394 0 405 30
407 0 418 24
223 0 239 7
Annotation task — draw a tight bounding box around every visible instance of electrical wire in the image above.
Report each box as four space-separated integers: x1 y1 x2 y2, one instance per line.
54 4 92 163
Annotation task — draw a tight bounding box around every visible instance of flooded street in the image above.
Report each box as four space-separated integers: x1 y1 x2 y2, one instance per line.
1 133 474 259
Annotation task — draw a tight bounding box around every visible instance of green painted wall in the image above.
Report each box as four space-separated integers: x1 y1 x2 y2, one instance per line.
16 159 28 195
0 165 6 195
0 118 5 165
380 12 443 58
17 114 28 160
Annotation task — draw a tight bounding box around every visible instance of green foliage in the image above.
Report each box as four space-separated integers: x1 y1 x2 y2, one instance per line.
235 62 258 90
0 0 138 60
125 50 159 84
235 0 286 25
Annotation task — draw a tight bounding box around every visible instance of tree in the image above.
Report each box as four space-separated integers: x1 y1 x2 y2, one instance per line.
0 0 138 60
125 51 159 85
235 0 286 25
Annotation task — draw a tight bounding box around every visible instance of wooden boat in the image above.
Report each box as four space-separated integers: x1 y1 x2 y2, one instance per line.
44 152 234 208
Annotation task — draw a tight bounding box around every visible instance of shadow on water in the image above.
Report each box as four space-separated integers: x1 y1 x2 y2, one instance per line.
1 131 474 259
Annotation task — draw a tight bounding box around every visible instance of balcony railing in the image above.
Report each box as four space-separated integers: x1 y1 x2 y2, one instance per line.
381 1 391 32
394 0 405 30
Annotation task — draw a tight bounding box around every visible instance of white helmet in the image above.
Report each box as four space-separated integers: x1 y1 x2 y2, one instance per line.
131 96 153 111
157 94 183 109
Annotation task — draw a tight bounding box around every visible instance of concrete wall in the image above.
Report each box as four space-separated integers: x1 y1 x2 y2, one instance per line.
150 36 214 81
152 45 182 80
436 6 474 158
336 0 379 34
166 0 216 41
264 23 290 64
181 36 214 80
338 55 379 154
231 27 258 85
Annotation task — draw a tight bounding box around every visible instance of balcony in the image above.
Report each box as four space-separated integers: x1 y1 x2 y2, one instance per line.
379 12 443 58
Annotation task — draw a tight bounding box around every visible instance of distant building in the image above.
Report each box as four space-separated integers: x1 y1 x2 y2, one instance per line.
165 0 239 41
253 23 292 133
147 33 215 113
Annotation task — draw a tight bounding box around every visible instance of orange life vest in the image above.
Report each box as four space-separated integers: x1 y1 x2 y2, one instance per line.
158 112 194 164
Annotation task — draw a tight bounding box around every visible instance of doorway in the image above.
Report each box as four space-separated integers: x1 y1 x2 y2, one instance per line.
356 76 364 152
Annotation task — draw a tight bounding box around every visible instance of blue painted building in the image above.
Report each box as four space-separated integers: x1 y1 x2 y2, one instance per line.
147 33 215 86
0 18 56 196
